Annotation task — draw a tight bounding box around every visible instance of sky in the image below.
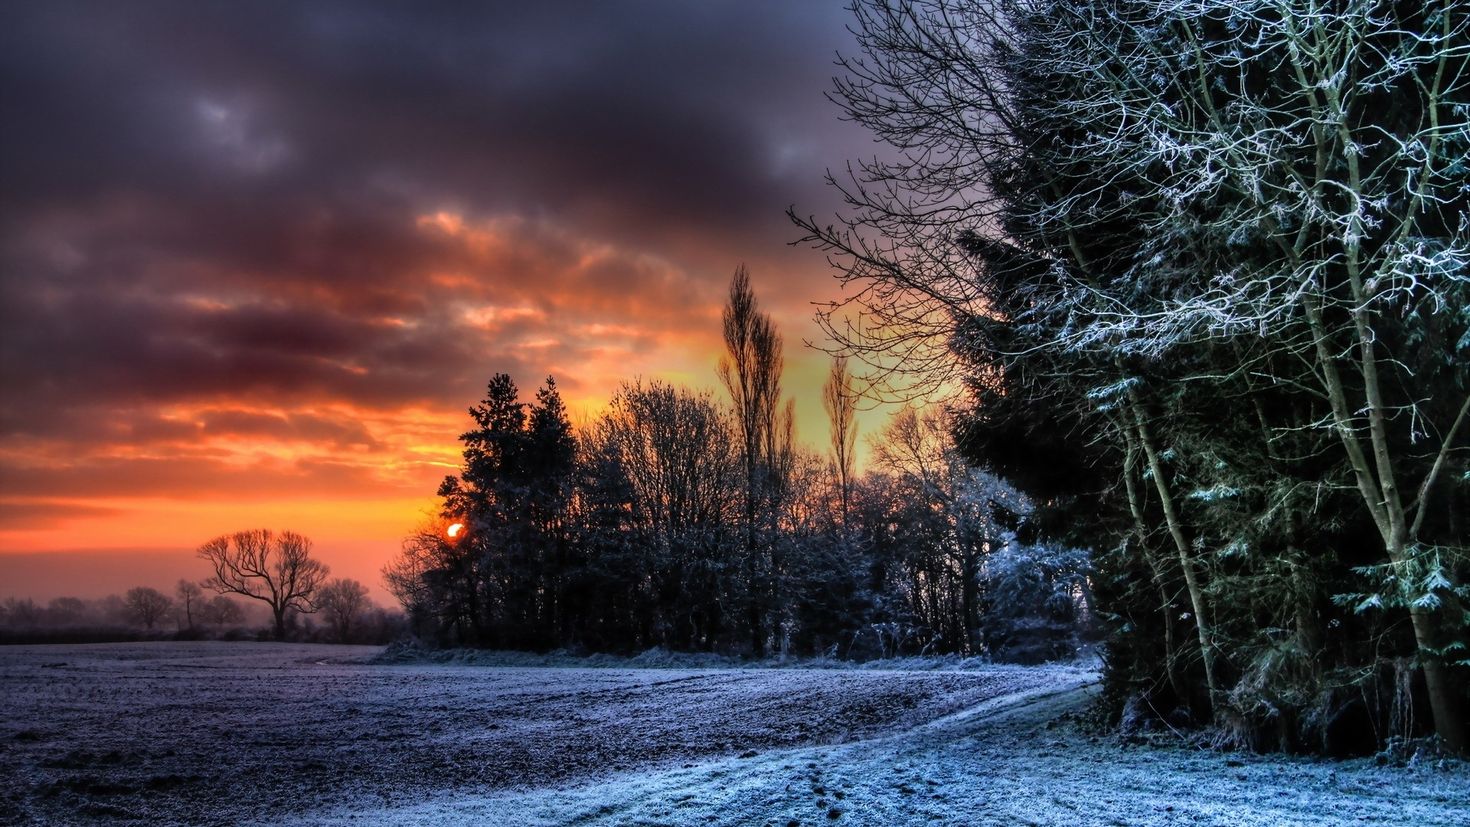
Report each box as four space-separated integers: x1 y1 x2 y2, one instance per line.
0 1 897 602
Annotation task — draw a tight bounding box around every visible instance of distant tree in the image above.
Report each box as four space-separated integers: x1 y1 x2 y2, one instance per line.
719 265 792 657
46 596 88 626
873 407 1031 655
124 586 173 630
175 580 204 631
198 529 329 639
317 578 370 643
200 595 244 629
383 521 451 639
822 356 860 527
981 541 1092 664
97 593 129 625
2 597 40 627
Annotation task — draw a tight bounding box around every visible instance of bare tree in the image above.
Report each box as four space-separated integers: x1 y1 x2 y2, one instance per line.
124 586 173 631
873 407 1019 655
3 597 40 627
789 0 1019 401
598 380 738 554
383 523 441 625
200 595 244 629
719 265 789 657
590 380 740 650
822 356 860 526
198 529 329 640
317 578 370 643
175 580 203 631
46 597 87 626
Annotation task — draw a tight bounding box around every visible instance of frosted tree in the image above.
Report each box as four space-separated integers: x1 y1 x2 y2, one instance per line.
873 406 1026 654
799 0 1468 748
1006 0 1470 749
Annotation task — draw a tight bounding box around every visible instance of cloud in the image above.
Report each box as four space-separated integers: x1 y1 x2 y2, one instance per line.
0 501 124 531
1 207 721 442
0 1 882 566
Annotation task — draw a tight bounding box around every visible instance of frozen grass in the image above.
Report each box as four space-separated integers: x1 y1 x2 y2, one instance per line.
2 642 1464 826
1 642 1068 824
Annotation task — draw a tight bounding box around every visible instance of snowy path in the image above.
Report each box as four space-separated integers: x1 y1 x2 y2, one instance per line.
298 680 1099 826
304 678 1470 827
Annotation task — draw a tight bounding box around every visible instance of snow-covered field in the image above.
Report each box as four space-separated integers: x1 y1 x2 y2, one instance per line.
1 642 1465 826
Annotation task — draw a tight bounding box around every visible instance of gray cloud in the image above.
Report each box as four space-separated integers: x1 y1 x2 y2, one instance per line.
0 0 869 505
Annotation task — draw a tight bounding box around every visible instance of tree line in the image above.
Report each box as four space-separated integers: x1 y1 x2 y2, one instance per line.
1 586 246 638
385 268 1092 663
790 0 1469 754
2 535 401 645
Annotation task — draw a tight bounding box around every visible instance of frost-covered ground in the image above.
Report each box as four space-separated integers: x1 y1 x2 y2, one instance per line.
1 643 1465 826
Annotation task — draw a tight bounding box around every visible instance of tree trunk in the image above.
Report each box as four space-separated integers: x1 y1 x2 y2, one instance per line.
1123 424 1184 700
1396 534 1468 754
961 547 980 656
1303 300 1466 752
747 552 765 658
1127 389 1221 710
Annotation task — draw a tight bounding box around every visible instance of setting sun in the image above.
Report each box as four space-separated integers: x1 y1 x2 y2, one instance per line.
446 523 464 539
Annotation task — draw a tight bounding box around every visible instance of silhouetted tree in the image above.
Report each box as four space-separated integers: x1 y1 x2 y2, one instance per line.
823 356 860 527
3 597 40 627
719 266 792 656
198 529 329 640
200 595 244 629
432 374 578 648
526 377 578 642
591 380 739 650
175 580 203 631
317 578 370 643
124 586 173 631
46 597 87 626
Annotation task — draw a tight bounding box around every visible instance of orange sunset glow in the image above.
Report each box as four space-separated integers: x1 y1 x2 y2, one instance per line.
0 3 895 602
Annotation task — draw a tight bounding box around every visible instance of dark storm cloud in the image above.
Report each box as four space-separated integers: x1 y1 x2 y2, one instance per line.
0 0 853 235
0 0 860 424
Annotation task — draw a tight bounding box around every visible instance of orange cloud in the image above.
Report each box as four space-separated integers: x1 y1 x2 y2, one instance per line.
1 204 898 605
